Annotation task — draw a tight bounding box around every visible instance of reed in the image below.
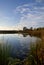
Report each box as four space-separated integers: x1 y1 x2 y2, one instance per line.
0 43 11 65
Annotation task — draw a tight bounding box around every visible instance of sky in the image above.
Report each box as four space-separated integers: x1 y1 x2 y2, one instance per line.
0 0 44 30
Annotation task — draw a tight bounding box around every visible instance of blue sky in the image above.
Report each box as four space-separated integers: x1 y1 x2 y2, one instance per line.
0 0 44 30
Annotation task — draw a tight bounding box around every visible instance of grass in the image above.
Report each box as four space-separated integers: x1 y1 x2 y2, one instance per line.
0 43 21 65
0 39 44 65
0 43 11 65
0 27 44 65
23 41 44 65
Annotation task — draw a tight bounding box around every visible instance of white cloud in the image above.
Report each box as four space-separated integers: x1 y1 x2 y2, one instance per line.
15 3 44 14
14 3 35 14
14 3 44 30
17 14 44 29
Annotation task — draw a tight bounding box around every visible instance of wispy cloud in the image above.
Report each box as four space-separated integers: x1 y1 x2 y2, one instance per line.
15 3 44 14
17 14 44 29
14 3 44 29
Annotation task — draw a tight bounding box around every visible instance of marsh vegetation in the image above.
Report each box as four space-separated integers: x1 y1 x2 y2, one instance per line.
0 27 44 65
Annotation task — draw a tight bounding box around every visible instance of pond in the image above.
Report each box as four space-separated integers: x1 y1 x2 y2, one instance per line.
0 34 41 60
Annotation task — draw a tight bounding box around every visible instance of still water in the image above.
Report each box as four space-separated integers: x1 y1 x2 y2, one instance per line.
0 34 41 59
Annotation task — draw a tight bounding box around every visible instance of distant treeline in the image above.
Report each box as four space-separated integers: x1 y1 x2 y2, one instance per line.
23 27 44 31
20 27 44 38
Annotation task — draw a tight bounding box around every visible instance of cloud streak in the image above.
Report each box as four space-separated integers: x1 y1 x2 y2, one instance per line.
14 3 44 29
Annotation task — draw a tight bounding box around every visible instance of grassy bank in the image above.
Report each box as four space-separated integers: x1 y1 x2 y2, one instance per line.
0 28 44 65
23 41 44 65
0 40 44 65
0 43 11 65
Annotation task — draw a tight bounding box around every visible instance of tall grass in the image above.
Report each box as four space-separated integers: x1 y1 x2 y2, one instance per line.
0 43 11 65
0 43 21 65
22 41 44 65
0 40 44 65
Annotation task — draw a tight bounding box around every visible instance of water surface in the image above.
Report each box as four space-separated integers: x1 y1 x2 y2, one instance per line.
0 34 41 59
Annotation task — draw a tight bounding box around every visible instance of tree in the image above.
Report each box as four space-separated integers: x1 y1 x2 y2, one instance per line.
23 27 28 31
